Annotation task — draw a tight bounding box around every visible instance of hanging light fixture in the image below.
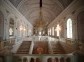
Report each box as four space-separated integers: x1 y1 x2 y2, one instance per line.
34 0 45 35
35 0 45 27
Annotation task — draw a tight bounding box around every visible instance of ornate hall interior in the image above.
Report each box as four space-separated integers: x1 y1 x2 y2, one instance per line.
0 0 84 62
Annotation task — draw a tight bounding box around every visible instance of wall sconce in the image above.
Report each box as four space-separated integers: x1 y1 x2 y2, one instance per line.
20 25 23 31
39 31 41 35
20 25 26 31
23 27 26 31
55 24 61 37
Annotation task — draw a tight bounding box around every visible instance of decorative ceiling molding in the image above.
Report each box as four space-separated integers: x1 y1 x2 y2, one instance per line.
9 0 22 7
8 0 74 26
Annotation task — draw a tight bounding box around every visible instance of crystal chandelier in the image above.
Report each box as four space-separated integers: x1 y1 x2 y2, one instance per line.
34 0 45 35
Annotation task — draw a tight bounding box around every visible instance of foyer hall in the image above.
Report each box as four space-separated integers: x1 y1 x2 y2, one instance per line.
0 0 84 62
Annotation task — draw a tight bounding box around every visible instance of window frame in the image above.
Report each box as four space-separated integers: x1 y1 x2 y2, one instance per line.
66 18 73 39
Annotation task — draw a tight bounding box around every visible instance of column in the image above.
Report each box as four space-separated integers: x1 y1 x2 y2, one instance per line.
52 58 55 62
22 58 23 62
58 57 60 62
5 55 13 62
34 58 36 62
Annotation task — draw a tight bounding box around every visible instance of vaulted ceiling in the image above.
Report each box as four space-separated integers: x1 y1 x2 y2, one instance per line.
8 0 73 26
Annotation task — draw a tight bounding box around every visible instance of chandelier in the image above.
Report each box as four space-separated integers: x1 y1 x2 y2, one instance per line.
34 0 45 31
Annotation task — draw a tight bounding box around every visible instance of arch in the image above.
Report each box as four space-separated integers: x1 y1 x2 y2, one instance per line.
36 58 41 62
55 58 58 62
9 18 14 37
74 6 84 17
77 11 84 41
73 7 84 40
23 57 28 62
18 58 22 62
0 11 4 40
30 58 34 62
67 18 72 38
0 56 4 62
7 14 15 38
60 57 64 62
47 58 52 62
66 57 71 62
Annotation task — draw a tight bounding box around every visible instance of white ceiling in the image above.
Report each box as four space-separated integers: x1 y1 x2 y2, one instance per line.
9 0 73 26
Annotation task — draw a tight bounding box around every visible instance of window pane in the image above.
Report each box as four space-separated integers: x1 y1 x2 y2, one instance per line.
67 18 72 38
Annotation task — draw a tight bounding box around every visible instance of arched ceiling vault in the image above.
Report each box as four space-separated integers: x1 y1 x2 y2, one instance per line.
8 0 74 26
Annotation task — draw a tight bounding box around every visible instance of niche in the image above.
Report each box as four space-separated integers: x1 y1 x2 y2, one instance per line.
77 11 84 41
9 18 14 37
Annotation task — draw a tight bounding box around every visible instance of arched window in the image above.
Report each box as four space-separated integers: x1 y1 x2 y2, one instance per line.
67 18 72 38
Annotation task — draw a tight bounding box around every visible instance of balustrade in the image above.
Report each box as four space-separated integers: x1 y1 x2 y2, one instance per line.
18 54 74 62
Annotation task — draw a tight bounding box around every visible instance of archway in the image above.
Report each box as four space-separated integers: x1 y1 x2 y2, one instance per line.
60 57 64 62
55 58 58 62
0 11 4 40
18 58 22 62
0 56 4 62
30 58 34 62
36 58 41 62
23 58 28 62
66 57 71 62
77 11 84 42
47 58 52 62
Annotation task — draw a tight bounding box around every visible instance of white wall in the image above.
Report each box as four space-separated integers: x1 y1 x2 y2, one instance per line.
0 0 33 40
48 0 84 40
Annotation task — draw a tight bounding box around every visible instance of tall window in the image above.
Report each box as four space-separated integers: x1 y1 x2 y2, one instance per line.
67 18 72 38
